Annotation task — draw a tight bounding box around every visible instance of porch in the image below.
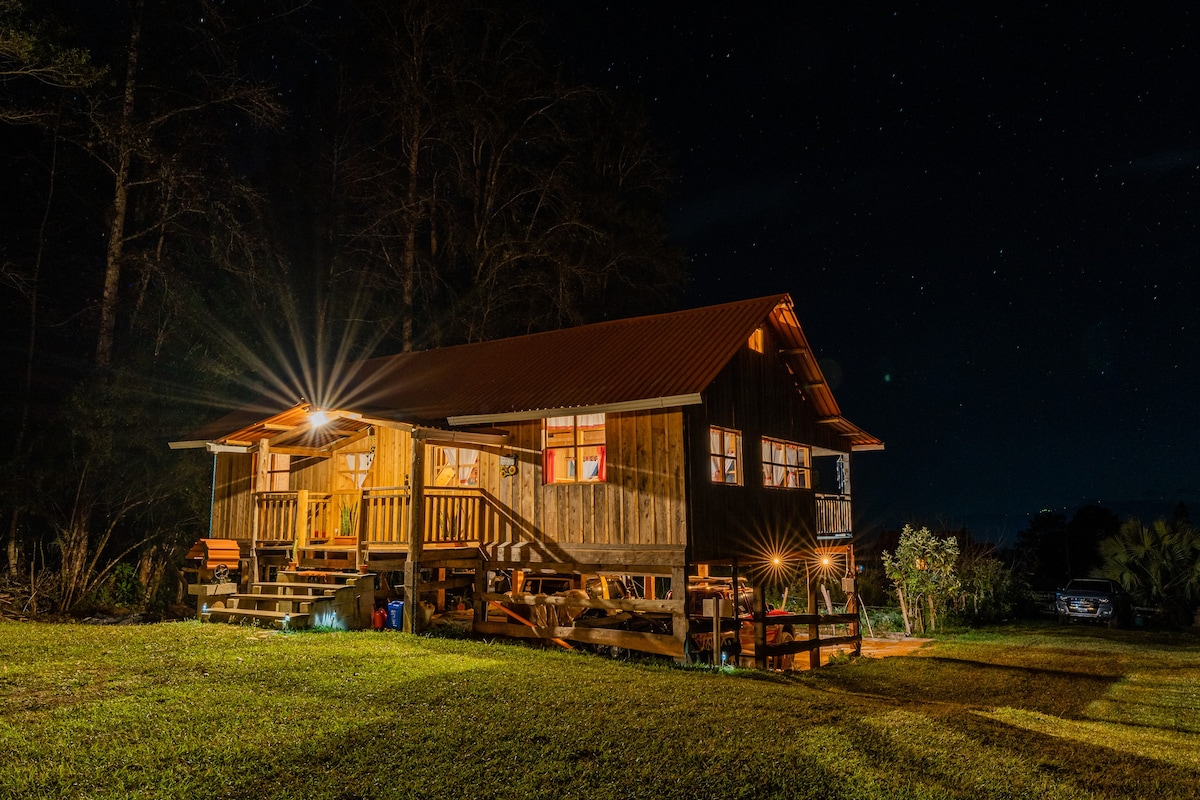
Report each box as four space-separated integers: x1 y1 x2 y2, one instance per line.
252 486 501 569
251 488 858 565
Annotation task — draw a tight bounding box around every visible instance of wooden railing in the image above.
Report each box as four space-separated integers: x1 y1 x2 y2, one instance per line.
816 493 853 537
361 487 409 545
253 487 500 549
256 493 298 545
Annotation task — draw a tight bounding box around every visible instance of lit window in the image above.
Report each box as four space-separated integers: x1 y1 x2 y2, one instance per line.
432 447 479 487
544 414 606 484
709 426 742 485
761 437 810 489
748 327 764 353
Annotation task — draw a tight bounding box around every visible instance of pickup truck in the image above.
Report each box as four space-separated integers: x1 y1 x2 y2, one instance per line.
1055 578 1130 628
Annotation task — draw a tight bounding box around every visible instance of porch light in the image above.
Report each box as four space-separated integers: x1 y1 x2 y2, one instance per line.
308 409 330 428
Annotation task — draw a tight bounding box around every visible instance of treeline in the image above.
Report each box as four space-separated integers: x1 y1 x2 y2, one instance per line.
859 502 1200 632
0 0 685 614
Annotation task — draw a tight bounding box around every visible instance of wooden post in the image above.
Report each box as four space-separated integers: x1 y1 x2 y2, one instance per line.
295 489 309 565
252 441 273 582
753 583 767 670
847 544 861 656
402 432 426 634
358 492 370 571
671 565 688 664
807 560 820 669
473 561 488 633
712 596 722 666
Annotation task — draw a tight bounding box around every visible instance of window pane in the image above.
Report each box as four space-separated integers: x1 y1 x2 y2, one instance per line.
546 416 576 448
579 445 605 481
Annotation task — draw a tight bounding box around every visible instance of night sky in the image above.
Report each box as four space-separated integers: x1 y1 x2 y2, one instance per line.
538 3 1200 541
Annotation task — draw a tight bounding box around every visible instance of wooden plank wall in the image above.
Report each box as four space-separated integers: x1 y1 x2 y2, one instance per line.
211 453 254 541
489 409 687 549
206 410 687 556
685 330 849 564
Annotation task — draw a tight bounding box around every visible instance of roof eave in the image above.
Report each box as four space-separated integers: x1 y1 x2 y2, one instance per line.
447 393 703 426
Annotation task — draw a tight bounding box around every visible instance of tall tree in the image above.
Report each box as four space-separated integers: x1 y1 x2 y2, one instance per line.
300 0 684 352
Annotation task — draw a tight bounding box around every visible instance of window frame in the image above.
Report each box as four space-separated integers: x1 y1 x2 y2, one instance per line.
543 414 607 485
431 445 480 488
761 436 811 489
709 426 743 485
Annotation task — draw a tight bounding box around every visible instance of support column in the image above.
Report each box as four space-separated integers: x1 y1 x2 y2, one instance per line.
472 559 488 634
847 543 861 656
753 583 767 670
807 560 820 670
403 432 426 633
671 565 688 664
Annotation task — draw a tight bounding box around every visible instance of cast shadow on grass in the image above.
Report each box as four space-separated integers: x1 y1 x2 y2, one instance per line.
809 655 1120 719
835 705 1200 800
214 664 838 800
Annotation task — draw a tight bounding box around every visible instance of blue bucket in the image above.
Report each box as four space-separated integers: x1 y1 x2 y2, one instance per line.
386 600 404 630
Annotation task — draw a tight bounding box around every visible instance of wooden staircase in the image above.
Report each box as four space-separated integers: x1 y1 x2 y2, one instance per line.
203 571 376 630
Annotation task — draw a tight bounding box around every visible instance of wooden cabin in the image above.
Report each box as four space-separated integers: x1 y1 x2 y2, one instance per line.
171 294 882 666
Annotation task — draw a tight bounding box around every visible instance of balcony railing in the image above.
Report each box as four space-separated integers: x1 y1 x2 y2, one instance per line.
815 493 853 538
253 487 500 550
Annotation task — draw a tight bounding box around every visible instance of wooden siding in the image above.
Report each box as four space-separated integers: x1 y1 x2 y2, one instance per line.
686 329 851 564
209 410 687 566
210 453 253 541
485 409 687 553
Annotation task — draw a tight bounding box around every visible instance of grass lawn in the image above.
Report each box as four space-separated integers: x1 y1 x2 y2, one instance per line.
2 620 1198 799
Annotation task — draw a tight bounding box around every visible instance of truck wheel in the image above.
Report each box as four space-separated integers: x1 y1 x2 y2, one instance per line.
1057 613 1067 625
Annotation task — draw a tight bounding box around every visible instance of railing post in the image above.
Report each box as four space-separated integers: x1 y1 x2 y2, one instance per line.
296 489 309 558
403 432 426 633
358 492 369 569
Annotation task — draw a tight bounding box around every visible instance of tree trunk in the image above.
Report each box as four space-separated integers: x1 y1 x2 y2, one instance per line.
5 510 21 579
897 585 912 636
96 1 143 367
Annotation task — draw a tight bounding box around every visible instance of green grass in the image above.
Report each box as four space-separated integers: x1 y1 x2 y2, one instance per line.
2 621 1199 799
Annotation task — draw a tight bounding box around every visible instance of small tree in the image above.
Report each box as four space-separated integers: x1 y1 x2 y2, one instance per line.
882 524 960 635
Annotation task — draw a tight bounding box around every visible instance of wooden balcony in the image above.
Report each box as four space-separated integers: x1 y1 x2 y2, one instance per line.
253 486 503 554
815 493 853 538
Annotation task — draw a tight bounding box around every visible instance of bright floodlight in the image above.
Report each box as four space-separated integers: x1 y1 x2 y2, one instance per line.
309 409 330 428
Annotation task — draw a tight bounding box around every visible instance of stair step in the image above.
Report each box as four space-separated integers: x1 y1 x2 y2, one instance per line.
206 608 311 629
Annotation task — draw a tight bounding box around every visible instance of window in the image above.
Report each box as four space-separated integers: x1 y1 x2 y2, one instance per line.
709 426 742 485
432 446 479 487
748 326 764 353
761 437 811 489
543 414 606 484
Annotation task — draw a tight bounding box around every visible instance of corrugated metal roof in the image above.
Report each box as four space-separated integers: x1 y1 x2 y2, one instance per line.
176 294 882 451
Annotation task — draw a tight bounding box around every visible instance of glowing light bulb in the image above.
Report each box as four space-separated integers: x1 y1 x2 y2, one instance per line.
309 409 330 428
